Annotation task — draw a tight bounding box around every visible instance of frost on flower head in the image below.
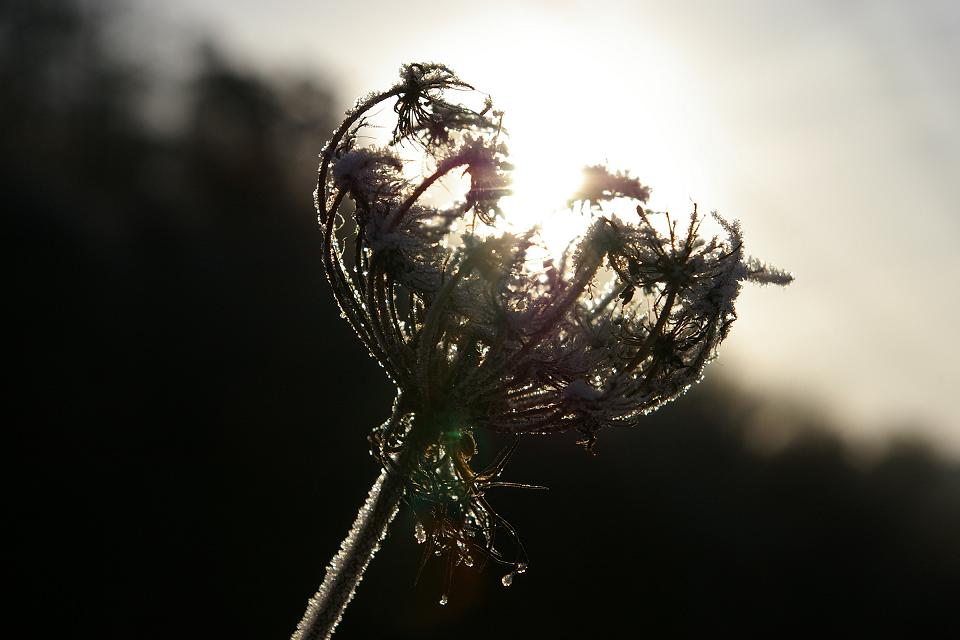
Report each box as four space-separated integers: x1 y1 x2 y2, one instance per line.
568 164 652 211
315 62 792 597
391 62 497 147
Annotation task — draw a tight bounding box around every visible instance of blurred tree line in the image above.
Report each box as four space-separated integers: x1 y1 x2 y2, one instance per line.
7 1 959 637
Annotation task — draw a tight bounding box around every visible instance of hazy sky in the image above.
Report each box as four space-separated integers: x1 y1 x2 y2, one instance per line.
126 0 960 453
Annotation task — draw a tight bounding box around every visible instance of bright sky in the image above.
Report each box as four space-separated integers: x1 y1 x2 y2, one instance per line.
128 0 960 454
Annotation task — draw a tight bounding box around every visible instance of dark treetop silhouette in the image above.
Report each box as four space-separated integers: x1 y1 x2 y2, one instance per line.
293 62 791 639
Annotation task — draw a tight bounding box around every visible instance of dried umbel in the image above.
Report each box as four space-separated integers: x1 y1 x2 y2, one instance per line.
295 62 791 640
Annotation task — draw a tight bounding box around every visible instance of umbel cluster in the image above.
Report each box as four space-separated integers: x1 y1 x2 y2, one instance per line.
314 62 791 596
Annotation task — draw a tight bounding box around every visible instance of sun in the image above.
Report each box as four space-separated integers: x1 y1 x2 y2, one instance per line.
375 15 711 260
451 36 708 258
497 135 592 257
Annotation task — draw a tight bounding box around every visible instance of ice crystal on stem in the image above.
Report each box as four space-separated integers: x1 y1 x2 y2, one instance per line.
293 62 791 639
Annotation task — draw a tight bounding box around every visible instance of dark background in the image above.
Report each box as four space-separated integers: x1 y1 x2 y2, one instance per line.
9 1 960 637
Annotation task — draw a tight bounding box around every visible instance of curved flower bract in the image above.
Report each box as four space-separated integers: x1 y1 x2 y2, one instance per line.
315 62 792 593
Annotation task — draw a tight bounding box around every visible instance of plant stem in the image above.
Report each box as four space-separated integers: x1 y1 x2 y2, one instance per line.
291 463 407 640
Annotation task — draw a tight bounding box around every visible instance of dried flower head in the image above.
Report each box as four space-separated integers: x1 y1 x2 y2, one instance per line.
314 62 792 598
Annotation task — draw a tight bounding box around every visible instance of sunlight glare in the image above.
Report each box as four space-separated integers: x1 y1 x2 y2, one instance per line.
442 13 711 257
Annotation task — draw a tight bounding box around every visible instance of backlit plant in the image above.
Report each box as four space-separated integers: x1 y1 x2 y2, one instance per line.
292 62 792 640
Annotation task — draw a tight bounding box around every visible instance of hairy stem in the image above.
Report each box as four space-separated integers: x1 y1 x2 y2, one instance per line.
291 462 407 640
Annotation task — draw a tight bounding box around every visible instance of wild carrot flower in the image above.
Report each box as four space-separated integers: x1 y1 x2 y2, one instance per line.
293 62 792 640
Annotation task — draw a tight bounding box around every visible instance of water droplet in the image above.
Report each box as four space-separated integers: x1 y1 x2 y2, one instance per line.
501 572 514 587
414 522 427 544
439 594 448 606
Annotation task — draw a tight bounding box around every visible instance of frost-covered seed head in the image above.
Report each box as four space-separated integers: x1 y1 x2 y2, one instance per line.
315 62 792 594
